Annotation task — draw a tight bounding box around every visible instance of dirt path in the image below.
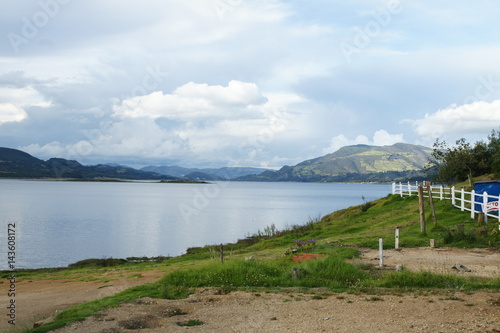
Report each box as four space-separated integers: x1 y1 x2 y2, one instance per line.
0 269 165 332
1 248 499 332
355 247 500 278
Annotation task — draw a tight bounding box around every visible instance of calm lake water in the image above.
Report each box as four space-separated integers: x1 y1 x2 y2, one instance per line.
0 180 391 269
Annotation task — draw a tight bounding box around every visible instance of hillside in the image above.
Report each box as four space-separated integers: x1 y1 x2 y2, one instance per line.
0 147 175 180
238 143 432 182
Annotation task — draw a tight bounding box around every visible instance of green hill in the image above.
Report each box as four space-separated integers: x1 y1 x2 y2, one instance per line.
238 143 432 182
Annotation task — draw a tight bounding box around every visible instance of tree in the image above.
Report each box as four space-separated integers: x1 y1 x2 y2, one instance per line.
488 129 500 178
429 131 499 186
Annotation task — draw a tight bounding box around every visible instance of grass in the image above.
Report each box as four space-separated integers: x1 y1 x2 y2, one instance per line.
19 193 500 333
177 319 204 327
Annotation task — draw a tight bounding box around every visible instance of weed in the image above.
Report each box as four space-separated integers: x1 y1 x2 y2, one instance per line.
311 295 326 300
127 273 143 279
165 308 187 317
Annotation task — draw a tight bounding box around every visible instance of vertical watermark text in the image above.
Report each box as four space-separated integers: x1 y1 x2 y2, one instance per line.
6 223 17 326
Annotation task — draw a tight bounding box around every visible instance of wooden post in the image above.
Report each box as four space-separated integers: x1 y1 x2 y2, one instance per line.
478 212 484 226
426 182 437 226
430 239 436 248
395 227 400 249
418 186 426 234
220 243 224 263
379 238 384 267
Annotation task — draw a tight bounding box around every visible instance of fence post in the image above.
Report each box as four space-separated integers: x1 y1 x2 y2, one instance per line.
399 182 403 197
392 182 396 195
426 182 437 226
408 181 412 196
439 186 443 200
220 243 224 263
451 186 456 206
461 188 465 212
418 186 426 234
483 191 489 224
471 190 475 219
498 193 500 222
379 238 384 267
395 227 400 249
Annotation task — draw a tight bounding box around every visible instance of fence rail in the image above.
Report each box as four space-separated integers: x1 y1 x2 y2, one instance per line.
392 181 500 222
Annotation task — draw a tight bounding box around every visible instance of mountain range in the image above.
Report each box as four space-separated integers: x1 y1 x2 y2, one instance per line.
0 142 433 182
0 147 174 180
140 165 270 180
237 143 432 182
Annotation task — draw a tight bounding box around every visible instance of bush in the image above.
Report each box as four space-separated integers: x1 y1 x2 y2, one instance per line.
441 227 488 247
68 258 127 268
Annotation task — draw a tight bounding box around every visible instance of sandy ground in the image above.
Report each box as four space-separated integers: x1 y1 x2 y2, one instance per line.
1 247 499 332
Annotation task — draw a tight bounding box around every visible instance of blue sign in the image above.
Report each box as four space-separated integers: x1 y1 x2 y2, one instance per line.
474 181 500 213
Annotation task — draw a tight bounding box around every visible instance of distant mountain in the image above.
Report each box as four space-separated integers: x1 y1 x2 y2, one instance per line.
237 143 432 182
141 165 270 180
0 147 54 178
0 147 176 180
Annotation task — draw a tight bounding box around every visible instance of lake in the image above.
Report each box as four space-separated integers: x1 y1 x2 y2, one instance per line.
0 180 391 269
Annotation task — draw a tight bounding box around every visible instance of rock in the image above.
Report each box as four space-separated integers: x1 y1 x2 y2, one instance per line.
245 256 254 261
291 267 306 279
451 263 471 272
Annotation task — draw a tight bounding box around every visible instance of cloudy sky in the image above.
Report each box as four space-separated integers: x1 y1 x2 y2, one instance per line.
1 0 500 169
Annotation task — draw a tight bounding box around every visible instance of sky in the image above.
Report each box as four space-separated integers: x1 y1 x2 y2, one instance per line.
1 0 500 169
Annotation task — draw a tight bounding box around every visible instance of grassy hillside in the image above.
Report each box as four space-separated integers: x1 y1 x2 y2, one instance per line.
294 143 432 176
18 193 500 333
238 143 433 182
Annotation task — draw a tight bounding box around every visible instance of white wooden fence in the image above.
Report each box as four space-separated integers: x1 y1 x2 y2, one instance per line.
392 181 500 222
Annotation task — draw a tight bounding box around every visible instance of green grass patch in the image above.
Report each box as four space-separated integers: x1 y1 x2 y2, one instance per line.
159 254 368 291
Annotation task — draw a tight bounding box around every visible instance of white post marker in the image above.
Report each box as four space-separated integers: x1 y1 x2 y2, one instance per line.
395 227 400 250
379 238 384 267
483 191 489 224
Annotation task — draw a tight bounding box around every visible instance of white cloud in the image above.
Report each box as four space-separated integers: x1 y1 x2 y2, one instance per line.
113 80 267 120
408 100 500 139
0 86 51 124
323 130 405 154
372 129 405 146
22 82 304 167
0 103 27 124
